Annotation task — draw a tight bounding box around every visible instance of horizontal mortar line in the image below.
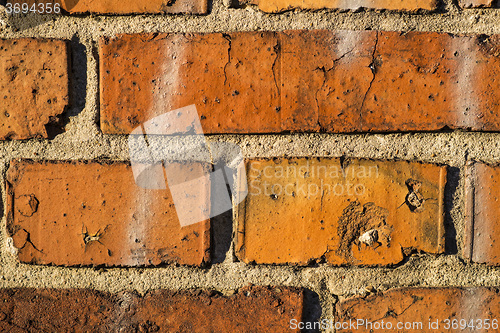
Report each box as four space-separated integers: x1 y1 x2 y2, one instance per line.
3 13 500 38
0 260 497 281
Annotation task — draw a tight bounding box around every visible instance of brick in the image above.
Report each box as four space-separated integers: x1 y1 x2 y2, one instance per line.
235 158 446 266
459 0 498 8
123 286 303 332
4 0 208 14
336 287 500 332
0 287 303 332
0 38 69 140
464 161 500 265
100 32 280 134
281 30 500 133
6 160 210 266
102 30 500 134
0 288 114 331
240 0 437 12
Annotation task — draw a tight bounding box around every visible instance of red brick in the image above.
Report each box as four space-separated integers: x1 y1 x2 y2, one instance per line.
280 30 375 132
0 287 303 332
5 0 208 14
0 38 69 140
464 162 500 265
239 0 438 12
282 30 500 133
336 287 500 332
124 286 303 332
0 288 114 331
235 158 446 266
101 30 500 134
6 160 210 266
100 32 280 134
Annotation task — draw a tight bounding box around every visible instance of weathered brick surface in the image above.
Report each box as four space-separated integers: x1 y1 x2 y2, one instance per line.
336 288 500 332
4 0 208 14
100 32 281 134
0 287 303 332
0 38 69 140
459 0 498 8
101 30 500 134
125 286 303 332
0 288 114 331
282 30 500 133
6 160 210 266
464 162 500 265
235 158 446 266
239 0 438 12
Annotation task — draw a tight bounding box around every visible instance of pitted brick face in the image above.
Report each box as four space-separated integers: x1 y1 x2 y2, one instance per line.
100 32 281 134
0 38 69 140
235 157 446 266
101 30 500 135
0 287 303 332
6 160 210 267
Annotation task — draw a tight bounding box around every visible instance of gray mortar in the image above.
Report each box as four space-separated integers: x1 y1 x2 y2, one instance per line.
1 0 500 331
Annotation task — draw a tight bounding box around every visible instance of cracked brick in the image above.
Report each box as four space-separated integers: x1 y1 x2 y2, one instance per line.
235 157 446 266
100 32 280 134
282 30 500 133
101 30 500 135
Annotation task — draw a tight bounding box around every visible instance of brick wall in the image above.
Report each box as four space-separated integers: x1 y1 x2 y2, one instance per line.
2 0 500 331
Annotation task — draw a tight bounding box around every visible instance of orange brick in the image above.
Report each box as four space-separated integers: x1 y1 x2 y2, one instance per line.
282 30 500 133
239 0 438 12
5 0 208 14
0 287 303 332
336 288 500 332
100 32 280 134
6 160 210 266
464 162 500 265
235 158 446 266
0 38 69 140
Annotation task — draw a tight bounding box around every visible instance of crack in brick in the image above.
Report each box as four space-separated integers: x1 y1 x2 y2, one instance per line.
314 47 356 131
15 194 39 217
271 39 280 96
359 32 379 127
17 229 43 253
379 295 423 321
222 34 232 86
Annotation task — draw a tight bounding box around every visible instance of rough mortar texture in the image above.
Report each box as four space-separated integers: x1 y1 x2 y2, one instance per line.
1 0 500 330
